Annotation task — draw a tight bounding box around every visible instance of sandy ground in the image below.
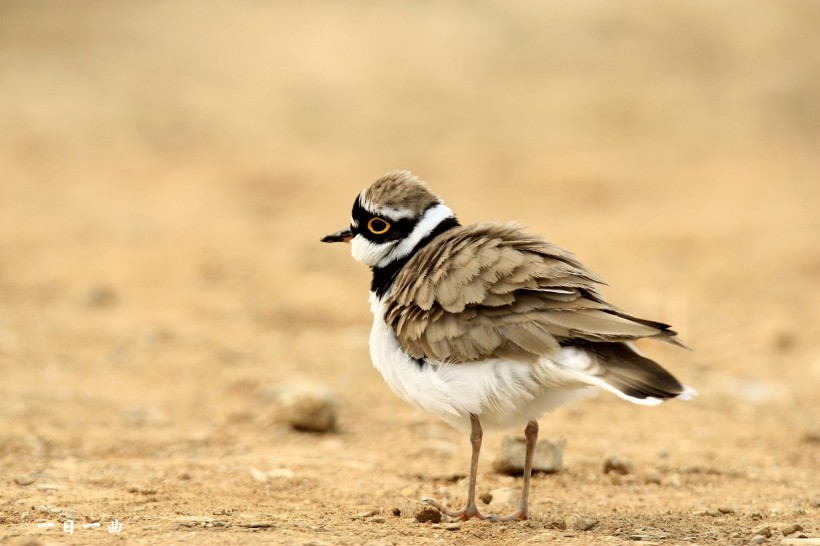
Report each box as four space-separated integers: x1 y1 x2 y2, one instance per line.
1 2 819 545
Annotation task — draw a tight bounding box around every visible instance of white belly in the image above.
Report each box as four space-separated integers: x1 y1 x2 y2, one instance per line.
368 295 595 433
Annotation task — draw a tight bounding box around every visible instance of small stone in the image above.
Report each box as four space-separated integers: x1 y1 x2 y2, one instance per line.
566 514 597 531
250 467 268 483
780 524 803 536
414 506 442 524
238 521 275 528
175 516 218 527
36 484 59 491
487 488 517 508
493 437 564 475
371 517 385 523
352 510 378 520
753 525 772 538
749 535 767 545
127 485 158 495
603 455 635 475
644 471 662 485
267 468 294 479
82 285 118 308
802 429 820 443
718 506 735 514
443 523 461 531
14 475 35 486
266 384 338 433
781 540 820 546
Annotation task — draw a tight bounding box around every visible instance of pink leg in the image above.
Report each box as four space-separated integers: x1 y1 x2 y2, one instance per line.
488 419 538 521
422 414 486 520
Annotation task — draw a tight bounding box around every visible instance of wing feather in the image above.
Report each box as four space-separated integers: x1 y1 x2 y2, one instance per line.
384 222 682 364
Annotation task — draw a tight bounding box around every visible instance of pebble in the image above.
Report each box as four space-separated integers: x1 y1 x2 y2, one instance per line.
267 468 294 479
250 467 268 483
493 437 564 475
603 455 635 475
566 514 597 531
267 384 338 433
371 517 385 523
238 521 276 528
14 475 35 486
749 535 767 545
81 285 118 308
175 516 221 527
753 525 772 538
487 487 517 508
631 528 668 541
781 540 820 546
443 523 461 531
127 485 158 495
32 505 77 520
352 509 378 520
781 524 803 536
414 506 442 524
644 471 662 485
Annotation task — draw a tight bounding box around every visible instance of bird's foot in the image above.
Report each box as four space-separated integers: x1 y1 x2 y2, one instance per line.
421 497 486 520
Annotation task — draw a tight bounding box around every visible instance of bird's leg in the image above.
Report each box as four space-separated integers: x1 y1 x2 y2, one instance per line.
422 414 486 520
489 419 538 522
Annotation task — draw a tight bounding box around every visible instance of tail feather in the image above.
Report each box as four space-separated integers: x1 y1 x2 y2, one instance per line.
581 342 686 402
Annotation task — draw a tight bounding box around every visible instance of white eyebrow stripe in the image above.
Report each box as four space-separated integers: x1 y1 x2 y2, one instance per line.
379 207 416 221
376 203 453 268
351 218 359 228
358 196 416 221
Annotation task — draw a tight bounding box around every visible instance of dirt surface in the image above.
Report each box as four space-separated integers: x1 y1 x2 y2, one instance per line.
1 2 819 545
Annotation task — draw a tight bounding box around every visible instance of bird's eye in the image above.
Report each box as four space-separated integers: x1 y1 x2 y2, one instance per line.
367 217 391 235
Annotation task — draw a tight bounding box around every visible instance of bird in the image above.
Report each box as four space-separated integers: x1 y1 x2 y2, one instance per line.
321 170 692 521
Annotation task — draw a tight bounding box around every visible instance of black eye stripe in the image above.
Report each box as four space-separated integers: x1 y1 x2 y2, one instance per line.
351 199 416 242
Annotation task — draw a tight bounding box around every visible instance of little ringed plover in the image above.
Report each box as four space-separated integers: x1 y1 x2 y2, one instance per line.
322 170 692 521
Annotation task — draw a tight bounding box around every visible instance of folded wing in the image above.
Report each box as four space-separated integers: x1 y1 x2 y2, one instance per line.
384 222 684 366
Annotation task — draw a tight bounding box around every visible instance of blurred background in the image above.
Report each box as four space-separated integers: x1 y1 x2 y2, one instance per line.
1 1 818 543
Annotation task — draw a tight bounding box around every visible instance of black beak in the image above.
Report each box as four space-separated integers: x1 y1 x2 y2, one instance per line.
321 228 353 243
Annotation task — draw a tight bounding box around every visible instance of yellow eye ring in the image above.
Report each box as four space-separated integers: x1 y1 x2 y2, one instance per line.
367 217 391 235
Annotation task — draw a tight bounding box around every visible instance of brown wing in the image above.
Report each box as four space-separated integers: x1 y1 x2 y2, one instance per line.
383 222 682 364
